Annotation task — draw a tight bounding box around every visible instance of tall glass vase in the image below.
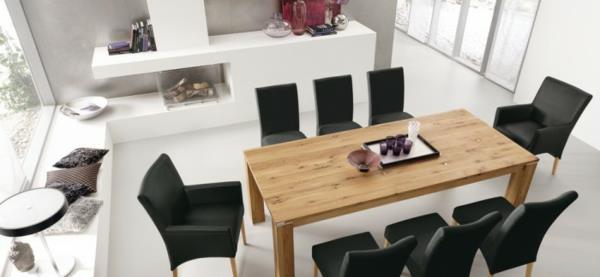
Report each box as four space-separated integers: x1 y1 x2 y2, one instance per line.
292 0 307 35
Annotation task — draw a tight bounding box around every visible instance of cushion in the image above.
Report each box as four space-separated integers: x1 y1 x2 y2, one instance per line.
312 232 379 277
318 121 362 136
261 131 306 146
46 163 101 192
53 148 109 169
46 182 93 204
495 121 543 148
371 112 414 125
43 197 103 235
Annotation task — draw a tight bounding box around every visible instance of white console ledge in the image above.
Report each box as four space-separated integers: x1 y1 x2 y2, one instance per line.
91 21 376 79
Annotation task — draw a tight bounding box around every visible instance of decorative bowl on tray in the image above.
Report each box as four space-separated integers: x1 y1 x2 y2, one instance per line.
347 149 381 172
60 96 108 120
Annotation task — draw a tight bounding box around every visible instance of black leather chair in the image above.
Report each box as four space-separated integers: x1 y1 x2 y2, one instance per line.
138 154 246 277
452 191 578 277
368 67 413 125
314 75 362 135
384 212 501 277
312 232 417 277
256 84 307 146
494 77 592 175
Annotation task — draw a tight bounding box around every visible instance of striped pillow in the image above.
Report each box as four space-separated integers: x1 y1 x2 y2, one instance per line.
46 163 101 192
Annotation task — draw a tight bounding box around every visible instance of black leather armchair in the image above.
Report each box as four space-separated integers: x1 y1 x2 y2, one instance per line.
138 154 246 277
494 77 592 175
312 232 417 277
384 212 501 277
452 191 578 277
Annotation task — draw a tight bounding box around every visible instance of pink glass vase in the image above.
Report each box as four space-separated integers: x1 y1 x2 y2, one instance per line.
292 0 307 35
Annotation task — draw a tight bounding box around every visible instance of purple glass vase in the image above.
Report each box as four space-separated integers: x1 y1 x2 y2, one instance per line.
392 143 402 156
386 136 396 149
292 0 307 35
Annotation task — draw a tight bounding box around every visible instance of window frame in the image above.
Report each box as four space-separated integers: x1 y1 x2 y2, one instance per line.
0 0 56 273
396 0 542 92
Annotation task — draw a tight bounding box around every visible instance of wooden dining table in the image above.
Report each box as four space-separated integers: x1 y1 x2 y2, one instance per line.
243 109 539 277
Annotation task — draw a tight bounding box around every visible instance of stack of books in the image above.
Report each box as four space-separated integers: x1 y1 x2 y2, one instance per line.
306 24 337 37
107 19 157 55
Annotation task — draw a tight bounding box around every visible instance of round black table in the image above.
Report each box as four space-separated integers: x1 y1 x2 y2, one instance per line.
0 188 75 276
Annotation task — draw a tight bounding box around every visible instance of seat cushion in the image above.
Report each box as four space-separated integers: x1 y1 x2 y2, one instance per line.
370 112 414 125
184 203 244 243
452 197 515 226
495 121 543 148
384 213 448 277
261 131 306 146
312 232 379 277
318 121 362 136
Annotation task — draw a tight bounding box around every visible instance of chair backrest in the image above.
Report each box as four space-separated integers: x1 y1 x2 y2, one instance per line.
256 84 301 137
340 236 417 277
421 212 502 277
368 67 406 117
484 191 578 273
314 75 354 126
138 154 189 231
532 77 593 127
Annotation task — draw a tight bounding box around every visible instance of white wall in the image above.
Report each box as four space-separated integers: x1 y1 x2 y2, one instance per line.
515 0 600 150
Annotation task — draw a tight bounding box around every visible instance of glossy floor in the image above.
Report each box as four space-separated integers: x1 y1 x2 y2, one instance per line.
108 31 600 276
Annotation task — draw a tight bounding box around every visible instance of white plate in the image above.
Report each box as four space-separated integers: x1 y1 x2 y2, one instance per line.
60 96 108 120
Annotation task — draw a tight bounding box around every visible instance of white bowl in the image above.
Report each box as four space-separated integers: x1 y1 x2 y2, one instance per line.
60 96 108 120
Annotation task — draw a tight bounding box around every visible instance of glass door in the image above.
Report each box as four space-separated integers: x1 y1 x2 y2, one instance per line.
485 0 540 90
458 0 497 70
407 0 435 42
429 0 462 55
396 0 540 92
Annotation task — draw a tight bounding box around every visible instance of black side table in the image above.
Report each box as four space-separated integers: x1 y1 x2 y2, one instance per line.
0 188 75 276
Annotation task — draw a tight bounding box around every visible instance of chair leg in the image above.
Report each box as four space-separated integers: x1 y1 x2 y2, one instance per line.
230 257 238 277
313 262 319 277
525 263 534 277
172 268 178 277
552 158 560 176
383 239 390 248
241 221 248 245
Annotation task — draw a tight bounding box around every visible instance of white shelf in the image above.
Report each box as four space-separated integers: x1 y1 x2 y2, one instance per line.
91 21 376 79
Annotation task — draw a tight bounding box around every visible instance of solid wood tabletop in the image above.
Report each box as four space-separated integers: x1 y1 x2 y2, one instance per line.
244 109 538 226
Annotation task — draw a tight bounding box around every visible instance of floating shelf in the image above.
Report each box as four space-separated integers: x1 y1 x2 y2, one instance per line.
91 21 376 79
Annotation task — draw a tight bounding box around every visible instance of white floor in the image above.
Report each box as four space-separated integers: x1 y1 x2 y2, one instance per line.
107 31 600 277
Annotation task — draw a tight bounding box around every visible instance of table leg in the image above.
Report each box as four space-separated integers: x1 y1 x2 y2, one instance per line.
505 162 537 206
246 162 265 224
273 221 295 277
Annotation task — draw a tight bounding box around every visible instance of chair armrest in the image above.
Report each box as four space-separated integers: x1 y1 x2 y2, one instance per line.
164 225 236 257
494 104 535 127
184 181 243 205
529 124 573 157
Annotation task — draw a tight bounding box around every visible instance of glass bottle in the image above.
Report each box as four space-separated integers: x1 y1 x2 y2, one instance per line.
292 0 307 35
324 0 333 25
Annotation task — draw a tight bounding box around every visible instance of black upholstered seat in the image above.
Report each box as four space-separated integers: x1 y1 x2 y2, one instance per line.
494 77 592 175
368 67 413 125
312 232 417 277
452 191 578 276
138 154 246 276
371 111 413 126
314 75 362 135
256 84 307 146
384 212 501 277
